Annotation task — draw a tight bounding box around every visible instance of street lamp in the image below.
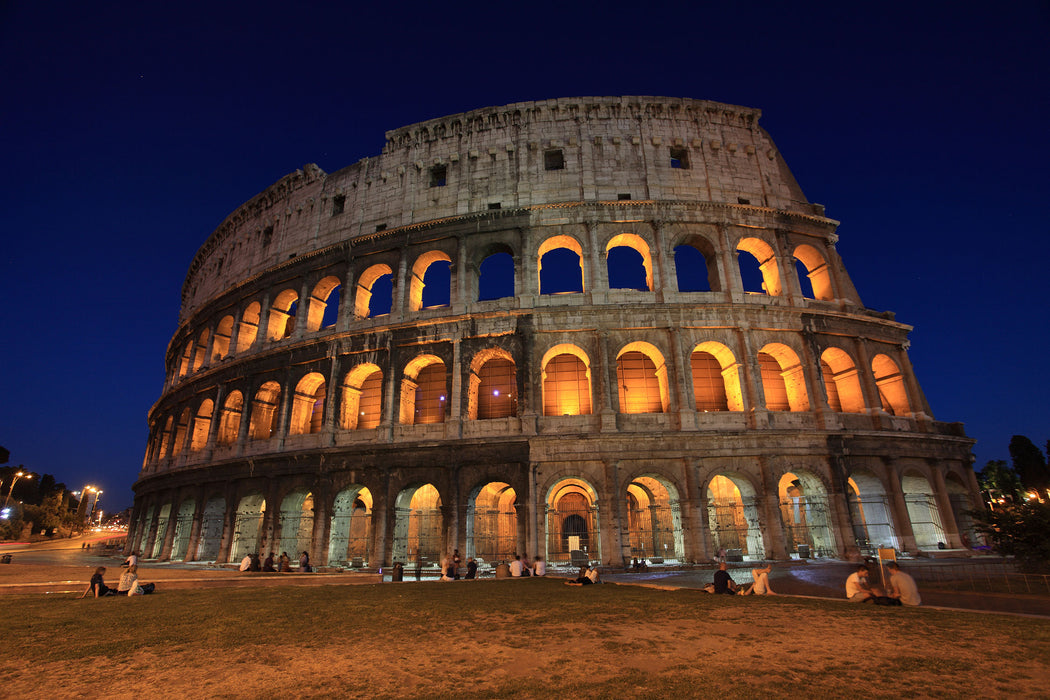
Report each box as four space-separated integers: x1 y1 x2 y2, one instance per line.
3 470 33 508
89 490 103 524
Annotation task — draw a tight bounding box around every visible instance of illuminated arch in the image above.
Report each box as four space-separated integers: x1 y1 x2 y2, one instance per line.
706 473 765 559
847 469 899 551
172 407 191 456
616 341 669 414
305 275 342 331
237 302 260 353
478 247 515 301
872 354 911 416
625 475 684 561
409 250 452 311
793 244 834 301
354 264 393 318
691 341 744 411
673 234 720 292
820 347 865 413
541 344 592 416
192 328 210 372
546 478 601 563
737 237 782 296
213 315 234 361
901 470 946 549
277 489 314 558
400 355 446 425
467 481 518 563
606 233 653 291
158 415 174 460
328 486 373 566
217 390 243 445
537 234 585 295
340 363 383 430
289 372 326 435
758 343 809 412
392 484 443 564
228 493 266 562
190 399 213 451
778 470 836 557
248 381 282 440
177 340 193 379
267 289 299 340
468 348 517 420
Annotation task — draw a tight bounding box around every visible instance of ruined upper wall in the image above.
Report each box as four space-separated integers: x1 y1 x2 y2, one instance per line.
180 97 817 320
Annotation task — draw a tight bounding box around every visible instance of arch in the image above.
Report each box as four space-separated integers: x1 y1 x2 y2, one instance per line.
409 250 452 311
267 289 299 340
236 302 260 353
340 363 383 430
170 497 196 561
872 354 911 416
229 493 266 562
277 489 314 560
248 381 282 440
355 264 394 318
400 355 446 425
195 495 225 561
847 469 899 552
737 237 782 296
706 474 765 560
820 347 865 413
289 372 326 435
217 391 243 445
545 478 600 564
306 275 342 331
673 234 719 292
177 340 193 379
192 328 210 372
691 341 744 412
150 503 172 558
606 233 653 291
190 399 213 451
468 348 517 420
793 244 834 301
467 481 518 564
538 234 585 295
392 484 443 565
328 486 373 566
625 475 684 562
157 415 174 460
213 315 234 361
901 470 946 549
778 470 836 557
616 341 669 414
172 408 191 456
478 250 514 301
541 344 592 416
758 343 809 412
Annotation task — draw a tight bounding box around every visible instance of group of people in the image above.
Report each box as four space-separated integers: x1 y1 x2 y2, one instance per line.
509 553 546 577
845 562 921 606
80 563 155 598
564 564 601 586
708 562 776 595
239 551 313 573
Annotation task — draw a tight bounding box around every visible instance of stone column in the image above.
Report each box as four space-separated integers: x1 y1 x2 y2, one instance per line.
596 330 617 431
184 493 205 562
759 457 789 560
606 460 631 569
311 481 330 566
929 465 963 548
883 461 917 553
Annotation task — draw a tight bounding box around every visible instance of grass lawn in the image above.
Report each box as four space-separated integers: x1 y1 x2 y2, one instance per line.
2 578 1048 698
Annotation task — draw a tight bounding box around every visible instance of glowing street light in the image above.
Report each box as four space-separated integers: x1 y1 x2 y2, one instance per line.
3 470 33 508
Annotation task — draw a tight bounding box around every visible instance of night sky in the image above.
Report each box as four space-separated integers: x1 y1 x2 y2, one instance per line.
2 2 1047 512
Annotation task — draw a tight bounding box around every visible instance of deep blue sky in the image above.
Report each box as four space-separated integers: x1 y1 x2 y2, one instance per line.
1 2 1047 512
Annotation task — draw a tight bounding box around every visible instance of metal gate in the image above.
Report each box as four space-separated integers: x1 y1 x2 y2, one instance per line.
779 495 835 557
848 495 898 553
469 508 517 564
328 510 371 566
546 505 599 563
905 494 945 549
627 503 682 561
708 497 762 557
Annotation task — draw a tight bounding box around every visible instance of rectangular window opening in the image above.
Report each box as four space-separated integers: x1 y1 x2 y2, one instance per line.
544 149 565 171
375 223 387 233
429 165 447 187
670 147 690 169
331 194 345 216
617 193 631 201
737 197 751 205
488 202 502 210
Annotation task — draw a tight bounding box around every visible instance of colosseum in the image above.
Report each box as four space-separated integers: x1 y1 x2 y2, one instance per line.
130 96 980 571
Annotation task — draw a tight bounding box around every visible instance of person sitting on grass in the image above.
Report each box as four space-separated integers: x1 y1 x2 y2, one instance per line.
79 566 116 598
118 565 155 596
262 552 276 572
239 553 252 572
565 565 601 586
740 564 776 595
713 562 740 594
885 562 921 606
845 565 878 602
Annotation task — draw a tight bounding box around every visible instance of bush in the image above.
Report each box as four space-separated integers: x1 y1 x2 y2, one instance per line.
971 501 1050 572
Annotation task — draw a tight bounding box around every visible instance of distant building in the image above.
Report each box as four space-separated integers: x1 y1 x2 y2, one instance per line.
129 97 979 567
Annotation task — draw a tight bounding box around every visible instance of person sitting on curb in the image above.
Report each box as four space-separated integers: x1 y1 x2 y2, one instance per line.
509 555 524 577
886 562 921 606
533 555 546 577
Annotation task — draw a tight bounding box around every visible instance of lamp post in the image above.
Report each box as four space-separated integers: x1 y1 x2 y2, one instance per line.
89 490 103 525
3 470 33 508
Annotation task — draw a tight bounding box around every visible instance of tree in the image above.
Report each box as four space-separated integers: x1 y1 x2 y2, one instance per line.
1010 435 1050 493
971 501 1050 572
977 460 1022 502
0 446 8 465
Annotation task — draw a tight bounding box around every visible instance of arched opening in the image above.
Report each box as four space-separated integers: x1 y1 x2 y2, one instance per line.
778 471 836 557
541 344 592 416
606 233 653 291
190 399 213 451
277 489 314 560
289 372 326 435
195 496 225 561
213 315 234 361
707 474 764 560
538 235 584 295
157 416 174 460
340 364 383 430
248 381 282 440
170 498 196 561
468 349 517 420
758 343 809 412
616 342 669 414
172 408 191 456
229 493 266 562
355 264 394 318
136 506 154 555
847 471 899 553
192 328 210 372
237 302 260 353
546 479 600 564
691 342 744 411
872 354 911 416
478 251 514 301
820 347 866 413
306 275 342 331
399 356 447 425
901 471 946 550
673 237 718 292
328 486 373 567
177 340 193 379
737 237 782 296
217 391 243 446
467 481 517 564
267 289 299 341
409 251 452 311
793 244 834 301
626 476 684 562
392 484 443 565
150 503 171 558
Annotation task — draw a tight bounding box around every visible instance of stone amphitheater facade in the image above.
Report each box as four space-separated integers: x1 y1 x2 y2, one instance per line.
129 96 979 570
